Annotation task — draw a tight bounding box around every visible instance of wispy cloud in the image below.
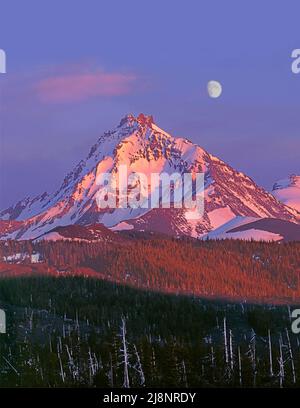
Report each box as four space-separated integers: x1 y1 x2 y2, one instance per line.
34 67 137 103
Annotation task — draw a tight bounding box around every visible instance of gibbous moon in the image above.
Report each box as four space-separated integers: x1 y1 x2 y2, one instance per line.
207 80 222 98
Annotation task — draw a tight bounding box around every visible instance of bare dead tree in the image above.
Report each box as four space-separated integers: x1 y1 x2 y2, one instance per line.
210 345 215 369
238 346 242 386
58 336 62 353
285 328 296 384
223 317 229 365
88 347 96 380
108 352 114 387
287 305 291 323
119 317 130 388
29 311 33 332
229 329 234 371
49 335 52 353
133 344 145 386
66 344 77 380
57 351 65 383
247 329 257 387
278 335 285 388
268 329 274 377
1 355 20 376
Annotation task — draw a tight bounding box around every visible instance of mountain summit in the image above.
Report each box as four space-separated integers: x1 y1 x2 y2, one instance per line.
272 175 300 212
0 114 299 240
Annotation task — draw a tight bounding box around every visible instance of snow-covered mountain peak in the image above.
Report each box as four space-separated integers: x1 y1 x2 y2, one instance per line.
273 174 300 191
0 114 299 240
272 175 300 212
117 113 154 133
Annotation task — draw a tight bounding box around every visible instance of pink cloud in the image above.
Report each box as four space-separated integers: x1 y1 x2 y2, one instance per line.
35 69 137 103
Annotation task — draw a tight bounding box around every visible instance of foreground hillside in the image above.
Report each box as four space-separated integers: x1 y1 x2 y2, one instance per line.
0 276 299 388
1 238 300 303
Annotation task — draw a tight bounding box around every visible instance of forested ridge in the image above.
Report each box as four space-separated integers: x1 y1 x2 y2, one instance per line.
0 238 299 302
0 276 300 387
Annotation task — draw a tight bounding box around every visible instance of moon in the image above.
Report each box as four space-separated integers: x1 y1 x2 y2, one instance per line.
207 80 222 98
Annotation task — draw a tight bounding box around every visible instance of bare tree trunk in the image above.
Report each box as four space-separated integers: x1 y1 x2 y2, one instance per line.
229 329 234 371
181 359 188 388
285 328 296 384
287 305 291 323
49 335 52 353
109 353 114 387
58 336 62 353
278 335 285 388
58 352 65 383
249 329 256 387
223 317 229 364
66 344 76 380
268 329 274 377
238 346 242 386
133 344 145 386
29 311 33 332
211 346 215 369
2 355 19 376
240 303 245 314
121 317 130 388
88 347 95 377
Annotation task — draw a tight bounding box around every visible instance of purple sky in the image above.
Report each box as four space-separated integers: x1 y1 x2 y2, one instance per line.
0 0 299 208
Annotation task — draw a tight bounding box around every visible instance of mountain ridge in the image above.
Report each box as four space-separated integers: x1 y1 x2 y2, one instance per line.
0 113 299 240
272 174 300 212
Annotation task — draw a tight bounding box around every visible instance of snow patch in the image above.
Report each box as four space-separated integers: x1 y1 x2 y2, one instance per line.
110 222 134 231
